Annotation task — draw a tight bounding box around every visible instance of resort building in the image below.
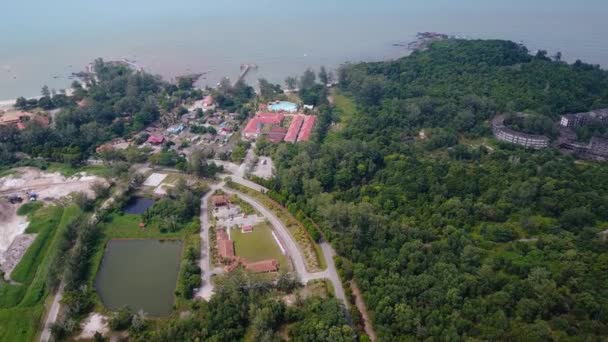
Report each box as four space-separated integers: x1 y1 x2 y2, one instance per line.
297 115 317 142
242 112 317 143
242 113 285 139
560 108 608 128
491 115 549 149
285 115 305 143
0 111 49 130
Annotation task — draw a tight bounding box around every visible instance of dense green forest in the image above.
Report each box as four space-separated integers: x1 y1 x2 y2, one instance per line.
269 40 608 340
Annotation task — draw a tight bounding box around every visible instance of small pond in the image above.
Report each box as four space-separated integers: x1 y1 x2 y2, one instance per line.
95 239 182 316
122 197 155 214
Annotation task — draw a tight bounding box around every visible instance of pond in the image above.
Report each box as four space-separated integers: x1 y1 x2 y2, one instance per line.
122 197 155 214
95 239 182 316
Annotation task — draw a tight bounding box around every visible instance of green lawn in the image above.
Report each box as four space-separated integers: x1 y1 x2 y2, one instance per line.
47 162 112 177
231 223 288 272
0 204 82 342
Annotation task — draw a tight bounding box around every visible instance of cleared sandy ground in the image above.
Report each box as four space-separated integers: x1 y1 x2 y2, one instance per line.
0 167 107 276
0 167 105 199
76 313 109 340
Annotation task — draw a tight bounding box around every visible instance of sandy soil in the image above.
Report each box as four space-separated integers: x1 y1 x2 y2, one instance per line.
0 167 107 274
0 167 106 199
76 313 109 340
0 200 30 259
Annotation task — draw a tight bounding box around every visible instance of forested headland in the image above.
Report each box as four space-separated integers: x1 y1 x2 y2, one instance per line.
268 40 608 340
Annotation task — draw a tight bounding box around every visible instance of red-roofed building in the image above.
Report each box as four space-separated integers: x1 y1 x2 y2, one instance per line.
297 115 317 142
217 229 229 241
212 195 229 207
147 135 165 145
245 259 279 273
285 115 304 143
242 113 284 139
218 239 235 260
242 225 254 233
202 95 214 107
267 126 288 143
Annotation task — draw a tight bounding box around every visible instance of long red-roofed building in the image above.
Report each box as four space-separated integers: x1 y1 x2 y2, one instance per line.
245 259 279 273
297 115 317 142
284 115 304 143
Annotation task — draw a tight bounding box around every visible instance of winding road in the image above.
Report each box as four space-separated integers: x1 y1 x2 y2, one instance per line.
208 185 349 312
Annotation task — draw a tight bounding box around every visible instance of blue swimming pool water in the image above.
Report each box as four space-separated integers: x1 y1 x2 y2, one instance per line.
269 101 298 113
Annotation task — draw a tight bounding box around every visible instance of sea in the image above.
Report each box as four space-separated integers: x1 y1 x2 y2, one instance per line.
1 0 607 100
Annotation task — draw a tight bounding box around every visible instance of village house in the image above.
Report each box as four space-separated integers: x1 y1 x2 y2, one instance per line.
147 135 165 145
212 195 230 207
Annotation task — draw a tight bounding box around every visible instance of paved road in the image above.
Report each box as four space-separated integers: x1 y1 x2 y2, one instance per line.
39 283 63 342
195 182 224 301
221 187 349 311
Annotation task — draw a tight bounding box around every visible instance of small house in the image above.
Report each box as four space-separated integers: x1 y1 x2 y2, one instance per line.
147 135 165 145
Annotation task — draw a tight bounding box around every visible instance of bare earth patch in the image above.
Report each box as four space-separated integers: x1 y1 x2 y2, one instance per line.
0 234 36 278
76 313 109 340
0 167 107 276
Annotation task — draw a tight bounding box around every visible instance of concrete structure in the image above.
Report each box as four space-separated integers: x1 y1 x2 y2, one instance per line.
492 115 549 149
560 108 608 128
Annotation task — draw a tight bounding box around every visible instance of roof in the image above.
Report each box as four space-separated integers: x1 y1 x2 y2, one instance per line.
243 113 284 135
242 225 254 232
217 239 235 259
297 115 317 142
285 114 304 143
245 259 279 273
203 95 214 106
212 195 229 206
147 135 165 144
0 111 35 125
217 229 229 241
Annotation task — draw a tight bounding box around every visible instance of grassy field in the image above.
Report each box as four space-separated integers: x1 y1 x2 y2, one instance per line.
226 182 326 272
327 89 357 142
47 162 112 177
0 204 82 342
231 223 288 272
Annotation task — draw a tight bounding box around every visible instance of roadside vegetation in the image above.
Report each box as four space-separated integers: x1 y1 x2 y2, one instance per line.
226 181 326 272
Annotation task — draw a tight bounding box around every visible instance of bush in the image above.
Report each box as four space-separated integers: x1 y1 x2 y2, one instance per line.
109 306 134 330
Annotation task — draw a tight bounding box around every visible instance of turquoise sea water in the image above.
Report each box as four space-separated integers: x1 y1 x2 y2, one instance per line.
1 0 607 99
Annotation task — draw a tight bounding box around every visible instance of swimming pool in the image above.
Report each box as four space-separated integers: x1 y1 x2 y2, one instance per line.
268 101 298 113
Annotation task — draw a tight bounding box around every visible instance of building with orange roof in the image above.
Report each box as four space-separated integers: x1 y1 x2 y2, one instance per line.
245 259 279 273
284 114 304 143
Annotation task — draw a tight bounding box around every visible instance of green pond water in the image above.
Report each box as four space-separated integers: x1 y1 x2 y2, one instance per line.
95 239 182 316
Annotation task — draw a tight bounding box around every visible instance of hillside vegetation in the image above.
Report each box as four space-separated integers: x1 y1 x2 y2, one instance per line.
269 40 608 340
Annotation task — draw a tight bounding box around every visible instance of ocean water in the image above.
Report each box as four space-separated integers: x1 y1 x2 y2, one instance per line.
1 0 607 99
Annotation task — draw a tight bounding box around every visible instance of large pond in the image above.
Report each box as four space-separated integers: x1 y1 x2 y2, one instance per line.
122 197 155 214
95 239 182 316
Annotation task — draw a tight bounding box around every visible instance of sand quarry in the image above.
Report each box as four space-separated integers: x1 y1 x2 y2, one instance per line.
0 167 106 275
